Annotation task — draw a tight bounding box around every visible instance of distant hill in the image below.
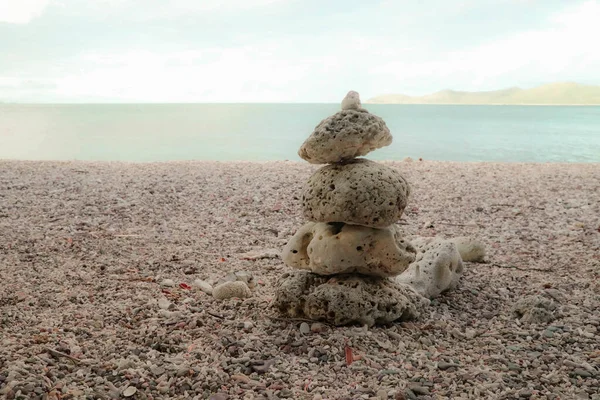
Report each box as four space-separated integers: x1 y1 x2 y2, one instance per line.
367 82 600 105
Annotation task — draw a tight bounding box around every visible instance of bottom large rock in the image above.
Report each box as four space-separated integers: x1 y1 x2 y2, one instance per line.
273 271 429 326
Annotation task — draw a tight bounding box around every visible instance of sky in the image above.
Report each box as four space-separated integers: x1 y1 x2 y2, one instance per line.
1 0 600 102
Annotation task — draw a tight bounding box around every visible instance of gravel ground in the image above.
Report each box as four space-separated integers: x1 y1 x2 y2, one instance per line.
1 160 599 400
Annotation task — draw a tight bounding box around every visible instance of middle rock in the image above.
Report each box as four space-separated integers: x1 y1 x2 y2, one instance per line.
302 158 411 228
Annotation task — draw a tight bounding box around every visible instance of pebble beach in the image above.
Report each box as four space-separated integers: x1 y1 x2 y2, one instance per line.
1 160 599 399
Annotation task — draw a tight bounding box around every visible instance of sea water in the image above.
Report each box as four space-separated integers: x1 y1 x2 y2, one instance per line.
1 103 599 162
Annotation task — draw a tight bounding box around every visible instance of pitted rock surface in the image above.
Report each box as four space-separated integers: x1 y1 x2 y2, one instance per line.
282 222 416 277
512 295 558 324
396 237 464 298
272 271 429 326
302 159 411 228
298 110 392 164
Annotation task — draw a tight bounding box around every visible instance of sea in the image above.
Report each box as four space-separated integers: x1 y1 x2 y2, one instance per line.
1 104 599 162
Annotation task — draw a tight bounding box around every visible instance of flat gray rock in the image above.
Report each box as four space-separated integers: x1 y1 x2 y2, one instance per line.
298 109 392 164
282 222 416 277
301 159 411 228
273 271 429 327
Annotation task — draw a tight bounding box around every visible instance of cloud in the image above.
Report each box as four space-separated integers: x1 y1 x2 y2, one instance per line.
51 47 313 102
0 0 50 24
369 0 600 93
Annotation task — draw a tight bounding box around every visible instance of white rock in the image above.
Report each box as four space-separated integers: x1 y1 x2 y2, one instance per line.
396 237 464 298
193 279 213 295
158 297 171 310
123 386 137 397
450 236 486 262
160 279 175 287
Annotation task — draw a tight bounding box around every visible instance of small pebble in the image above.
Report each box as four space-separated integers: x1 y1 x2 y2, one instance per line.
299 322 310 335
161 279 175 287
193 279 213 295
123 386 137 397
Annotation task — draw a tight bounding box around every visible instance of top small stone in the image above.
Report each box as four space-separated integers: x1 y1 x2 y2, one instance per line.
298 91 392 164
341 90 362 111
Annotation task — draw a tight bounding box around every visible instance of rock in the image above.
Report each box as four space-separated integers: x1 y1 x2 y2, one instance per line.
302 159 411 228
310 322 326 333
218 271 256 289
512 295 558 324
158 297 171 310
396 237 464 298
282 222 416 277
243 321 254 330
299 322 310 334
438 361 460 370
160 279 175 287
233 271 256 289
212 281 252 300
298 109 392 164
193 279 213 295
341 90 363 111
122 386 137 397
272 271 429 327
449 236 486 262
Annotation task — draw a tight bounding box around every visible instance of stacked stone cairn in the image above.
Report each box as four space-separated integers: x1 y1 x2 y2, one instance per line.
273 91 484 326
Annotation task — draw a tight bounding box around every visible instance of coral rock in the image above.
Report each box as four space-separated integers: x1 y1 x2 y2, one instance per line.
341 90 363 111
282 222 416 277
512 295 558 324
212 281 251 300
273 271 429 327
298 110 392 164
450 236 486 262
302 159 411 228
396 237 464 298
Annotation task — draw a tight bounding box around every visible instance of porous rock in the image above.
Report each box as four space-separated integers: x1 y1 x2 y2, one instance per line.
302 159 411 228
212 281 251 300
282 222 416 277
272 270 429 327
298 110 392 164
450 236 486 262
512 295 558 324
396 237 464 298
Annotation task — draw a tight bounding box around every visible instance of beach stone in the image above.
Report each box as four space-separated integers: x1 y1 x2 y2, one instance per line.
160 279 175 287
273 270 429 327
512 295 558 324
341 90 363 111
450 236 486 262
298 109 392 164
217 271 256 289
302 159 411 228
282 222 416 277
193 279 213 295
396 237 464 298
212 281 252 300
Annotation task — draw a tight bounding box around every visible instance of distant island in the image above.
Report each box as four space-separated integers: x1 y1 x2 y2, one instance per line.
366 82 600 105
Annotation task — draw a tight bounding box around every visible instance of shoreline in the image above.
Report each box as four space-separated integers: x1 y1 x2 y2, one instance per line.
2 159 599 165
1 161 599 398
